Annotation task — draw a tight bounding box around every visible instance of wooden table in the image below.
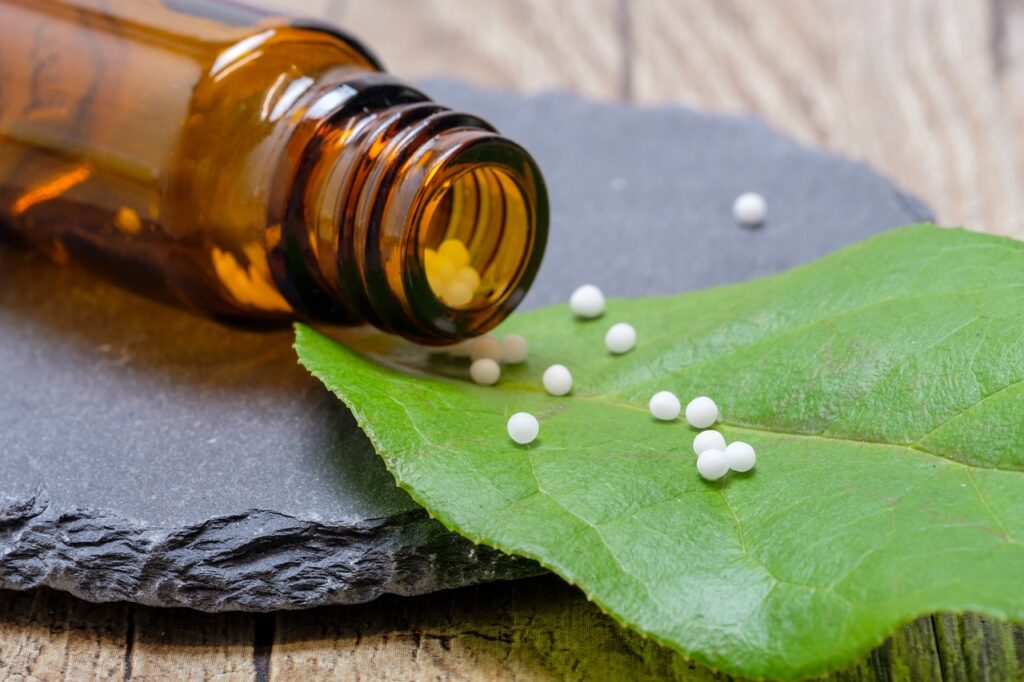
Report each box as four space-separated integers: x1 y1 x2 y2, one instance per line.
4 1 1024 679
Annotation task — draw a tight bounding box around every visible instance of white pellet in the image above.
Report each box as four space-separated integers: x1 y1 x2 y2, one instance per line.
648 391 681 421
438 238 470 268
605 322 636 354
692 429 726 455
569 284 605 318
442 279 474 307
507 412 539 445
733 191 766 227
696 449 730 481
500 334 528 364
685 396 719 429
469 358 501 386
725 441 756 472
469 335 502 362
542 364 573 396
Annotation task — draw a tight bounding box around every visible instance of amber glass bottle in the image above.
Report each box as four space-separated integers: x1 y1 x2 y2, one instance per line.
0 0 548 343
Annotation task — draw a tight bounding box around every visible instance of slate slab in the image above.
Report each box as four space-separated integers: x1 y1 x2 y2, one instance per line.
0 79 932 612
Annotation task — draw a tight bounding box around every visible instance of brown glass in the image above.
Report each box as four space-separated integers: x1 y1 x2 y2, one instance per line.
0 0 548 343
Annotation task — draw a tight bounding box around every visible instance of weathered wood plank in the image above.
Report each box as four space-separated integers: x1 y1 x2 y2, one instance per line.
0 588 128 681
268 575 1024 681
269 0 1024 238
1 583 1023 680
126 604 257 681
629 0 1024 238
333 0 628 101
270 575 724 681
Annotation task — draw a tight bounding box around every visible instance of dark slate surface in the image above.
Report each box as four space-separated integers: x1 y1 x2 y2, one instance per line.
0 79 931 612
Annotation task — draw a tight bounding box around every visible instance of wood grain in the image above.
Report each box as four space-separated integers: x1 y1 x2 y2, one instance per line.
333 0 627 101
0 589 128 680
2 583 1023 680
4 1 1024 680
629 0 1024 237
317 0 1024 237
126 606 259 681
271 579 1024 681
271 576 703 682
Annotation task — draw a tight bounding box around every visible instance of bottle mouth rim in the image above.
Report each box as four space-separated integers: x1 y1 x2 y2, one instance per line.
269 75 548 344
398 134 548 343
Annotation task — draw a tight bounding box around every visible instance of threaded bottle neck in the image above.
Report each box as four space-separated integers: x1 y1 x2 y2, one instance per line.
269 73 547 343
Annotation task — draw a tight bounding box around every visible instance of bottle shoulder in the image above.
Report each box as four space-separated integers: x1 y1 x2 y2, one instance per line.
160 21 384 318
164 23 382 237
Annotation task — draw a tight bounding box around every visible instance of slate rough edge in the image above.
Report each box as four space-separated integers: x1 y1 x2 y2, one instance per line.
0 490 539 611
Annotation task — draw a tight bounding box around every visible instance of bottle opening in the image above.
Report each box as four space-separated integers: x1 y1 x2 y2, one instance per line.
417 164 530 312
357 120 547 344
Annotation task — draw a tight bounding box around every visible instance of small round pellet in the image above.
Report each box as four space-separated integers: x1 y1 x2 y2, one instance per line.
685 396 719 429
569 284 605 318
425 248 457 280
469 335 502 362
725 441 756 472
454 265 481 290
426 271 446 296
469 358 501 385
507 412 539 445
423 247 440 270
115 207 142 235
733 192 766 227
605 322 636 354
692 429 726 455
542 364 573 396
501 334 528 364
442 280 474 308
438 238 470 268
648 391 681 421
696 449 729 481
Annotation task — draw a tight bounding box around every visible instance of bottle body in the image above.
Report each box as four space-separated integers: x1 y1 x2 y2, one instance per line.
0 0 547 341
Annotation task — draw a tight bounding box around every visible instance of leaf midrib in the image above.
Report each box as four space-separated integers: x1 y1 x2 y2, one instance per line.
379 367 1021 475
335 353 1021 562
362 280 1024 473
574 388 1023 475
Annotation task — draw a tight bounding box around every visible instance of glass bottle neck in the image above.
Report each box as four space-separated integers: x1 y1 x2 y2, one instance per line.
268 73 548 344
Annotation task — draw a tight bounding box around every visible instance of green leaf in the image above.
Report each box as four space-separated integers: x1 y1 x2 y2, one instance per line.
295 225 1024 680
